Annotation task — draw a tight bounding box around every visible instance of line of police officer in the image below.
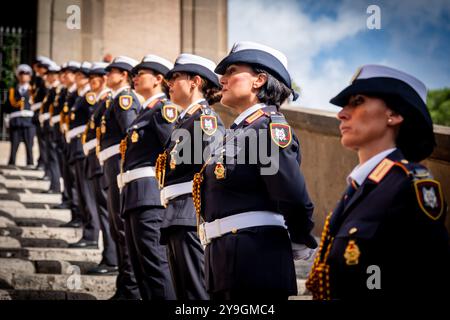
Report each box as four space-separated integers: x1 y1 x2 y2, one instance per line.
5 41 449 300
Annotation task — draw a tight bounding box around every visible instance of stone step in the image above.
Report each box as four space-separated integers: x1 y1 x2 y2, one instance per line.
7 273 116 294
0 216 16 228
1 169 45 178
1 208 71 223
1 179 50 190
0 236 21 248
0 247 102 263
17 193 62 204
0 226 81 242
0 258 36 274
0 236 73 248
34 260 101 275
0 200 26 209
0 289 114 300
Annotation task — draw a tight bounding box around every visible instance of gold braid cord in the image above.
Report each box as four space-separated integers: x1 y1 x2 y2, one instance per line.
8 88 24 109
119 136 128 173
305 213 334 300
81 124 89 145
155 152 168 189
95 127 102 156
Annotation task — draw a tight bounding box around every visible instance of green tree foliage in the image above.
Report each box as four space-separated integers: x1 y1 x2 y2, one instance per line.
427 88 450 127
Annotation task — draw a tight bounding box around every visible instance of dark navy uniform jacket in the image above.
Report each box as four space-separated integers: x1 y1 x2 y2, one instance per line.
40 84 58 136
6 85 33 128
321 149 449 299
67 88 95 164
49 86 67 144
199 104 316 294
159 100 225 238
31 76 48 125
120 95 176 215
100 88 141 189
84 91 111 180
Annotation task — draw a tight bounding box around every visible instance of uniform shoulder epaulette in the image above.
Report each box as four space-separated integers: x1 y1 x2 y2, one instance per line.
245 109 266 124
267 111 292 148
85 92 96 105
187 103 203 116
393 160 444 221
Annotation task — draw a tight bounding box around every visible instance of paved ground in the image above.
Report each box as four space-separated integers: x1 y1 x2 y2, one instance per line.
0 140 312 300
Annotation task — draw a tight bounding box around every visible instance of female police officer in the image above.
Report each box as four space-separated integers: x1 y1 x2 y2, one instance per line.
306 65 450 299
192 41 317 300
155 54 224 300
118 54 176 300
6 64 34 166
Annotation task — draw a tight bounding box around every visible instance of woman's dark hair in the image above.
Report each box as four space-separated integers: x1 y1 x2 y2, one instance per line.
252 67 292 108
187 73 222 105
377 93 435 162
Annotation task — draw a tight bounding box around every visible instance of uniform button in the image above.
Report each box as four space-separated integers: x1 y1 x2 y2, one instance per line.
349 227 358 235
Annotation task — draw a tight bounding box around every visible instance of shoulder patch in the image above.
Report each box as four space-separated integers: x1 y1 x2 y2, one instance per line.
187 104 202 116
119 95 133 110
162 105 178 123
245 109 265 124
85 92 96 105
414 179 444 220
200 115 218 136
270 122 292 148
368 158 395 183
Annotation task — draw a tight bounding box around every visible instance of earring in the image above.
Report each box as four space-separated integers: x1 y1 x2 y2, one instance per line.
388 118 393 123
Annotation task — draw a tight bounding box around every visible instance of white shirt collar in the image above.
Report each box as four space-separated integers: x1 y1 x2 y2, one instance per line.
18 83 30 92
96 88 111 102
78 84 91 96
142 93 166 108
179 98 206 120
68 83 77 93
112 86 131 99
51 80 60 88
348 148 397 186
233 103 265 126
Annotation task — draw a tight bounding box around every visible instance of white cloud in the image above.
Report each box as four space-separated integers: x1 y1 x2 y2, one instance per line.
228 0 367 111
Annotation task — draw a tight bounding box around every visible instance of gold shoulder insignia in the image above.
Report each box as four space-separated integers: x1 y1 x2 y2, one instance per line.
270 122 292 148
187 104 202 116
119 95 133 110
245 109 265 124
200 115 218 136
368 158 395 183
162 105 178 123
85 92 96 105
414 179 444 221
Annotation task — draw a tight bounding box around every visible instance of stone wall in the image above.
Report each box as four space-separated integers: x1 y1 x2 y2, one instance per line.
213 104 450 236
37 0 227 64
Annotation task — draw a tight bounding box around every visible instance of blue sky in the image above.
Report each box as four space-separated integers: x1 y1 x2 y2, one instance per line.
228 0 450 111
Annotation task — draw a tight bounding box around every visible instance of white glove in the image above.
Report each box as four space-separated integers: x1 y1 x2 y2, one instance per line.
291 242 315 261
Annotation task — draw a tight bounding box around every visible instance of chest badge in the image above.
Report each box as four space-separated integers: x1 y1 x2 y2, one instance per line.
344 239 360 265
131 130 139 143
101 115 106 134
214 149 226 180
70 113 75 121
